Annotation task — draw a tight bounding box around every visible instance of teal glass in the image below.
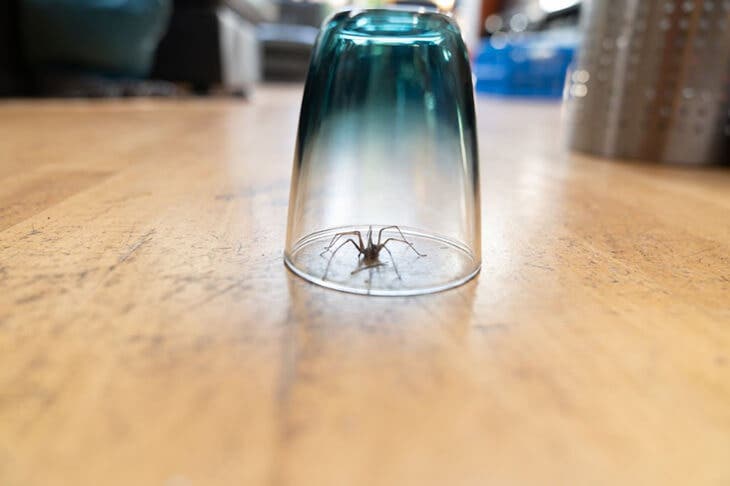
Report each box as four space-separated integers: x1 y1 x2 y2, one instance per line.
285 9 481 296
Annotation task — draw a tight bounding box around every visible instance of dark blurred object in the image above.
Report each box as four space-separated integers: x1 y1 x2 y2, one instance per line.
152 0 275 95
22 0 172 77
487 0 581 35
535 0 580 29
17 0 172 97
0 1 26 96
475 31 576 98
480 0 503 37
567 0 730 165
258 1 330 81
391 0 439 6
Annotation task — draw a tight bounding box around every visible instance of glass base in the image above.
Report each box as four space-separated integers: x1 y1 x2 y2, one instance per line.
285 226 480 296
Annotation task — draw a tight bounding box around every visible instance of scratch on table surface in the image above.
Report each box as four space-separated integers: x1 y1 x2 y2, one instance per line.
686 247 715 258
160 284 187 302
74 268 100 287
186 278 249 310
104 192 152 205
117 229 156 265
525 262 555 271
91 229 156 292
123 223 137 246
27 226 42 237
15 291 47 305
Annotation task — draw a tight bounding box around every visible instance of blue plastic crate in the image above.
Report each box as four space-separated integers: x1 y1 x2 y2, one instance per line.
474 32 577 99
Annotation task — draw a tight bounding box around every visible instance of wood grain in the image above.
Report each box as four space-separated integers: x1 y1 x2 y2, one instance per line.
0 86 728 486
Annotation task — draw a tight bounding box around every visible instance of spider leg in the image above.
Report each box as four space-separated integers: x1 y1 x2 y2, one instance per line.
321 231 351 254
322 233 342 254
321 231 363 256
377 226 427 256
323 238 361 280
377 225 411 245
381 237 427 257
382 244 402 280
377 225 396 245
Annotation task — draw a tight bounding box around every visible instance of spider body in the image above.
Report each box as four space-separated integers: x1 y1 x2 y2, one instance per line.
320 225 426 280
360 228 383 263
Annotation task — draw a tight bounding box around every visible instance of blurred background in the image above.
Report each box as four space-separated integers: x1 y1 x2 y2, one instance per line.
0 0 581 98
0 0 727 163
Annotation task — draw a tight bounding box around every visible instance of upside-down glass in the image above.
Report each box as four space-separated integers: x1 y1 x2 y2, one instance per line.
285 9 481 296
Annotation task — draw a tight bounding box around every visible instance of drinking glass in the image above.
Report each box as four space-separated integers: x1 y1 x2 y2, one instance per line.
285 8 481 296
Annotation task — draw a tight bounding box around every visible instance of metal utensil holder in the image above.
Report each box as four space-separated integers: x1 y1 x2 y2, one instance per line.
567 0 730 164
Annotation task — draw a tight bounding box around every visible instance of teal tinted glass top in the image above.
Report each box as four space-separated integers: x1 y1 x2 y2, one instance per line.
296 9 476 167
334 9 461 41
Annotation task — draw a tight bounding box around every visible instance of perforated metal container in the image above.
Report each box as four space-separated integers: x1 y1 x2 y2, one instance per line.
567 0 730 164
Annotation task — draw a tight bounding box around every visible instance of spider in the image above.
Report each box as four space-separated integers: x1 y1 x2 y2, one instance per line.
320 225 426 280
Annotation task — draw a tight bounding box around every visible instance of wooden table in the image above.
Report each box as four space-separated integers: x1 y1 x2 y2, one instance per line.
1 85 728 486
